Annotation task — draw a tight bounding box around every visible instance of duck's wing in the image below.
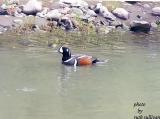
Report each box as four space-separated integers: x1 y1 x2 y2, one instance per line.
63 56 77 66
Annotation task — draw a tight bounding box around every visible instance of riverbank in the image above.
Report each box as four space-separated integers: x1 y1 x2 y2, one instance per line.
0 0 160 47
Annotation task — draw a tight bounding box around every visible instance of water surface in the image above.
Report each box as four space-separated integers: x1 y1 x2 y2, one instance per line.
0 31 160 119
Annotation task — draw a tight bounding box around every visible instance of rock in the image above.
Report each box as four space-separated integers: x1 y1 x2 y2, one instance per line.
112 8 129 20
122 23 129 30
151 22 157 28
94 3 106 14
0 26 7 33
152 7 160 16
1 4 7 10
7 0 19 5
14 11 26 17
125 1 137 4
36 7 49 18
59 7 70 14
13 19 23 25
22 0 42 15
130 21 151 33
82 15 95 23
110 20 122 28
86 9 97 17
136 15 142 19
46 9 62 21
88 5 95 10
143 4 151 9
58 16 75 30
71 7 83 16
0 7 8 15
103 11 116 21
94 3 116 21
59 0 88 8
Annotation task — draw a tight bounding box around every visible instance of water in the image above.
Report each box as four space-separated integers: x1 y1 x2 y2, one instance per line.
0 31 160 119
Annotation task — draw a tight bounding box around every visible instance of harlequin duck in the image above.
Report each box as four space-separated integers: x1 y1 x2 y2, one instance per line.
58 46 100 66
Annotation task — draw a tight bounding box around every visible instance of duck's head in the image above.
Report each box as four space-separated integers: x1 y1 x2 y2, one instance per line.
58 46 71 61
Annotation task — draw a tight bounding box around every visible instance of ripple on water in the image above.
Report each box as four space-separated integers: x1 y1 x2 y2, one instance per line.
16 87 36 93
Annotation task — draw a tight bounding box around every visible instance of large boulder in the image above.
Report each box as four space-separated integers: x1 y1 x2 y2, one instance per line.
152 7 160 16
130 21 151 33
45 9 62 21
22 0 42 15
59 0 88 8
112 8 129 20
94 3 116 21
71 7 83 16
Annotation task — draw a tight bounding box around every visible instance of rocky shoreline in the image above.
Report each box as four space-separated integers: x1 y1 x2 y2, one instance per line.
0 0 160 35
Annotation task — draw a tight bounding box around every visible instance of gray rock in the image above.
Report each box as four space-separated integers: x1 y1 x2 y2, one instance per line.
13 19 23 25
46 9 62 21
71 7 83 16
103 12 116 21
122 23 129 30
152 7 160 16
82 15 95 23
0 26 7 33
0 7 8 15
94 3 116 21
130 20 151 33
88 5 95 10
7 0 19 5
59 0 88 8
1 4 7 10
110 21 122 28
14 12 26 17
58 16 75 30
112 8 129 20
22 0 42 15
143 4 151 9
86 9 97 17
36 7 49 18
59 7 70 14
151 22 158 28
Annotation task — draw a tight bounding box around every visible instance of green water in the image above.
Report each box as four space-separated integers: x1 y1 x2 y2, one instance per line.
0 31 160 119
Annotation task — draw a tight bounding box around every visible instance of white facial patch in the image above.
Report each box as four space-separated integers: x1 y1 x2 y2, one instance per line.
59 47 63 53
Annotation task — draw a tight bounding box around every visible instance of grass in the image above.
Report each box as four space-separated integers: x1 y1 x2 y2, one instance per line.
14 16 36 33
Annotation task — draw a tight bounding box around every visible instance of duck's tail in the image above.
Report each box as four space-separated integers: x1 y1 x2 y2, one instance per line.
92 59 108 64
92 59 100 64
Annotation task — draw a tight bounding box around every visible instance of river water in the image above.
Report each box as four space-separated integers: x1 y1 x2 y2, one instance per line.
0 31 160 119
